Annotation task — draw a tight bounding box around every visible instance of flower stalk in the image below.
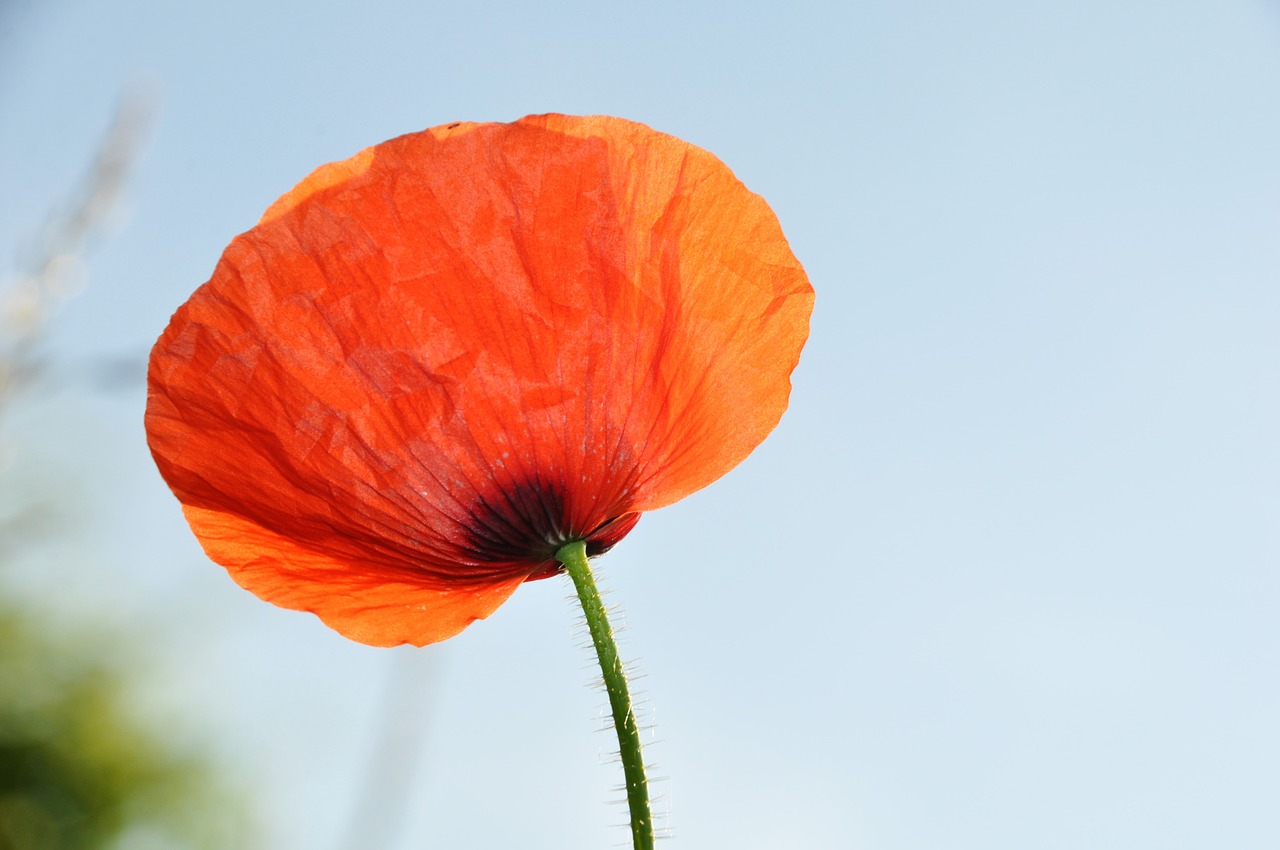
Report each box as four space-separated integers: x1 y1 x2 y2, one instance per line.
556 539 654 850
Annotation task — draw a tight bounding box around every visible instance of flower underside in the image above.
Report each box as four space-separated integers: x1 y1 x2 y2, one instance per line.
459 476 640 579
146 114 814 647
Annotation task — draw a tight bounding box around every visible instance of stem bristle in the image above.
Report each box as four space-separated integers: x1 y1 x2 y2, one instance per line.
557 540 657 850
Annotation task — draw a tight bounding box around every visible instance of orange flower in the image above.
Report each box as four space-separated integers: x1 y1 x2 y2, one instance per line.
146 114 813 647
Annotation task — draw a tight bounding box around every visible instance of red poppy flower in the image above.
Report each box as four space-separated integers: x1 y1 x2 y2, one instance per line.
146 114 813 647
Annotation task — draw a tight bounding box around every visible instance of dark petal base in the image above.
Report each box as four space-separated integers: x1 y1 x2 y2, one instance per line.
460 478 640 580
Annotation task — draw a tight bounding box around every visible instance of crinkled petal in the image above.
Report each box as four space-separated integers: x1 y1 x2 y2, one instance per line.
184 505 527 647
146 114 812 646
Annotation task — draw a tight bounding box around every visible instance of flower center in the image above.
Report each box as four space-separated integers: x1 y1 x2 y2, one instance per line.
461 479 574 563
459 477 640 569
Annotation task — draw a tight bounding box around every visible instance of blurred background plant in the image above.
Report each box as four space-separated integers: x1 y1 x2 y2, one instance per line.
0 93 255 850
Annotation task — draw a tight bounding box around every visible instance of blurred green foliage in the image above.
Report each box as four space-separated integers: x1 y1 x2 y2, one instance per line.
0 598 250 850
0 86 253 850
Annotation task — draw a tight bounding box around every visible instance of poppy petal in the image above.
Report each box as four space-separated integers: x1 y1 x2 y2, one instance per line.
503 115 815 512
183 505 527 647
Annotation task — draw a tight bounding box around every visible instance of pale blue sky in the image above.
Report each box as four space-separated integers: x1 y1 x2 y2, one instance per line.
3 1 1279 848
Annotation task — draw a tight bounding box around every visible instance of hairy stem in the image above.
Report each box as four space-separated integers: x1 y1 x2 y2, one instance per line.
556 539 654 850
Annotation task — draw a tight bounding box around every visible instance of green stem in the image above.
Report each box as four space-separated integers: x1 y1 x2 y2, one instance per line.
556 539 654 850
